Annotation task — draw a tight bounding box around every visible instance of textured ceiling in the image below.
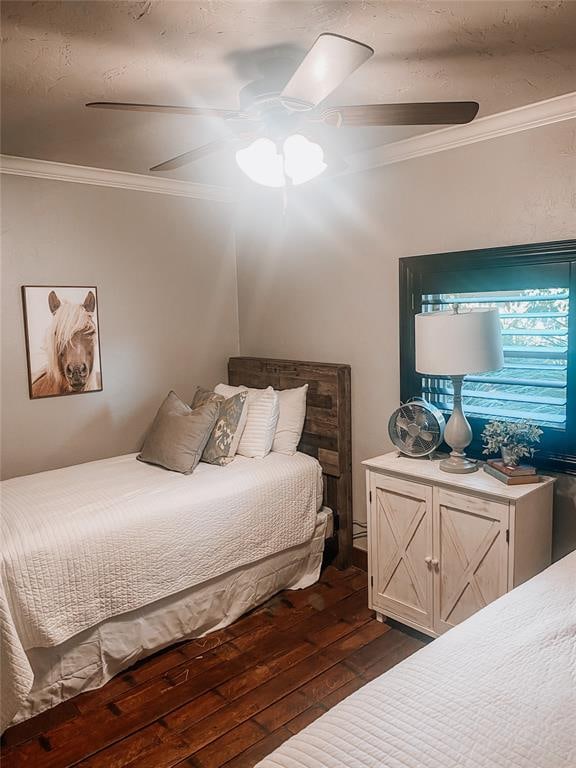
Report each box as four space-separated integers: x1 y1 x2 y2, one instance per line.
2 1 576 185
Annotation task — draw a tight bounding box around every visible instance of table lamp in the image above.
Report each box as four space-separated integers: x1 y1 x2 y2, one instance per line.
415 306 503 473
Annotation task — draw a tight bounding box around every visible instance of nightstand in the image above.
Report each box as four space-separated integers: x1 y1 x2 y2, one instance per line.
363 452 555 638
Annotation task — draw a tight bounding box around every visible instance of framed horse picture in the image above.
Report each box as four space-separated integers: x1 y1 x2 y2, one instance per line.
22 285 103 399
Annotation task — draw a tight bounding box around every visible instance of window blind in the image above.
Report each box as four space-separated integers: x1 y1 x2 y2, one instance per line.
421 288 569 429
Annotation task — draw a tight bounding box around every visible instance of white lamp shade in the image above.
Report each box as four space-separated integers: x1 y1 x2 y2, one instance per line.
415 308 503 375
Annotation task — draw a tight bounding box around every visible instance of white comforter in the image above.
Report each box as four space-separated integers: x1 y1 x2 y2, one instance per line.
0 451 322 732
258 550 576 768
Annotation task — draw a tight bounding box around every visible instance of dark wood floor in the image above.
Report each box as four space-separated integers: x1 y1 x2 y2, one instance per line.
1 567 427 768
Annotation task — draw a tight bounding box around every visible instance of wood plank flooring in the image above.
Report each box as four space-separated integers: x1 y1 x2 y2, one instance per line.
1 567 427 768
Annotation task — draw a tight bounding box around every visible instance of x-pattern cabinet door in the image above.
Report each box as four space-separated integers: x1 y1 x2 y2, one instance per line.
433 488 509 635
370 474 433 631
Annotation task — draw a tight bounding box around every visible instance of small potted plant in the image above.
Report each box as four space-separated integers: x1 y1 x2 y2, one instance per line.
481 419 543 467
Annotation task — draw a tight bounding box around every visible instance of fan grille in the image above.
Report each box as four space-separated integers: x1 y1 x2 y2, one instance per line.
388 401 444 457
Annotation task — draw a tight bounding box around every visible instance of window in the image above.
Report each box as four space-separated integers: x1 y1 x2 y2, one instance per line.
421 288 569 428
399 240 576 473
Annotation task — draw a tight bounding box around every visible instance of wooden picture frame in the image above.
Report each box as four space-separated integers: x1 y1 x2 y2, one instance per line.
22 285 103 400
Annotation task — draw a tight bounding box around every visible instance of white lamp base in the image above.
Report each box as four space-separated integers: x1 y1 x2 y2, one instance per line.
439 375 479 474
440 454 479 474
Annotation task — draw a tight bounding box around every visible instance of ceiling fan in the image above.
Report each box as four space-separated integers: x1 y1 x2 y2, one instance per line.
86 33 479 186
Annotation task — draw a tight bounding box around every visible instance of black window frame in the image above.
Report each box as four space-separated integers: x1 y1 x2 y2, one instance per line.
399 239 576 475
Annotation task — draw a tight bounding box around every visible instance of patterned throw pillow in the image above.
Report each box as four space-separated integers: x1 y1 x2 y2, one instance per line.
214 384 279 458
192 387 248 466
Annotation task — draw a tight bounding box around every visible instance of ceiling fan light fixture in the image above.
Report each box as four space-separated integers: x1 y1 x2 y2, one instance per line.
235 137 285 188
235 134 327 188
283 134 327 186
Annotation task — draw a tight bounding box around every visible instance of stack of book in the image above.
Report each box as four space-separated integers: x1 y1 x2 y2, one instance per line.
484 459 541 485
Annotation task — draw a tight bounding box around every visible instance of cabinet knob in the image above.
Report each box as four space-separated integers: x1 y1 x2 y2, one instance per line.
424 556 432 567
431 558 440 570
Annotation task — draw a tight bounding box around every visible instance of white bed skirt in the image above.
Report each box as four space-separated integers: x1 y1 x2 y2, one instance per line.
11 507 331 727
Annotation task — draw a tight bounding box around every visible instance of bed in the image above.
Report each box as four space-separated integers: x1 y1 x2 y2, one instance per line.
257 549 576 768
0 357 352 733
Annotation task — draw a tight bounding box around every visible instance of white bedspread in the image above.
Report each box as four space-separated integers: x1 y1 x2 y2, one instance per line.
0 451 322 731
258 550 576 768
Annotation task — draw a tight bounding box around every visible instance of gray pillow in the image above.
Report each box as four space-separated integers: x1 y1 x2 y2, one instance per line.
191 387 224 409
192 387 248 466
138 391 219 474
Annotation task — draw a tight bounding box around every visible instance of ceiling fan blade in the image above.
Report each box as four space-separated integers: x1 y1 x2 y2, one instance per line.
323 148 349 177
321 140 349 176
321 102 480 127
302 127 349 176
86 102 247 120
150 138 234 171
280 33 373 110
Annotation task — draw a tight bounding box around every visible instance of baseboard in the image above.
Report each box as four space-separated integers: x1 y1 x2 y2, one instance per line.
352 546 368 571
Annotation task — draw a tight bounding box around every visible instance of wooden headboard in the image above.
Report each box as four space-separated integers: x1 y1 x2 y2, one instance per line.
228 357 352 569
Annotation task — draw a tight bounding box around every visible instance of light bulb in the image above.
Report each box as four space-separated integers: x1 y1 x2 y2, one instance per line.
283 134 327 186
235 138 284 188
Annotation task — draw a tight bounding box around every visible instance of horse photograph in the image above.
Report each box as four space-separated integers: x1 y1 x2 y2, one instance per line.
22 286 102 399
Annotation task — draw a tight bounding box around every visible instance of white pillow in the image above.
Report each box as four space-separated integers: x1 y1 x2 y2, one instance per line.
214 384 279 458
272 384 308 455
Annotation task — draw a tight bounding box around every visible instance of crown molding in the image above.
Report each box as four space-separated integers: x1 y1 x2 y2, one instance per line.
347 91 576 174
0 155 233 202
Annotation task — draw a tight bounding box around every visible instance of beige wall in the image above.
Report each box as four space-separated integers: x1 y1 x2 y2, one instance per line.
236 120 576 559
2 123 575 556
1 175 238 479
